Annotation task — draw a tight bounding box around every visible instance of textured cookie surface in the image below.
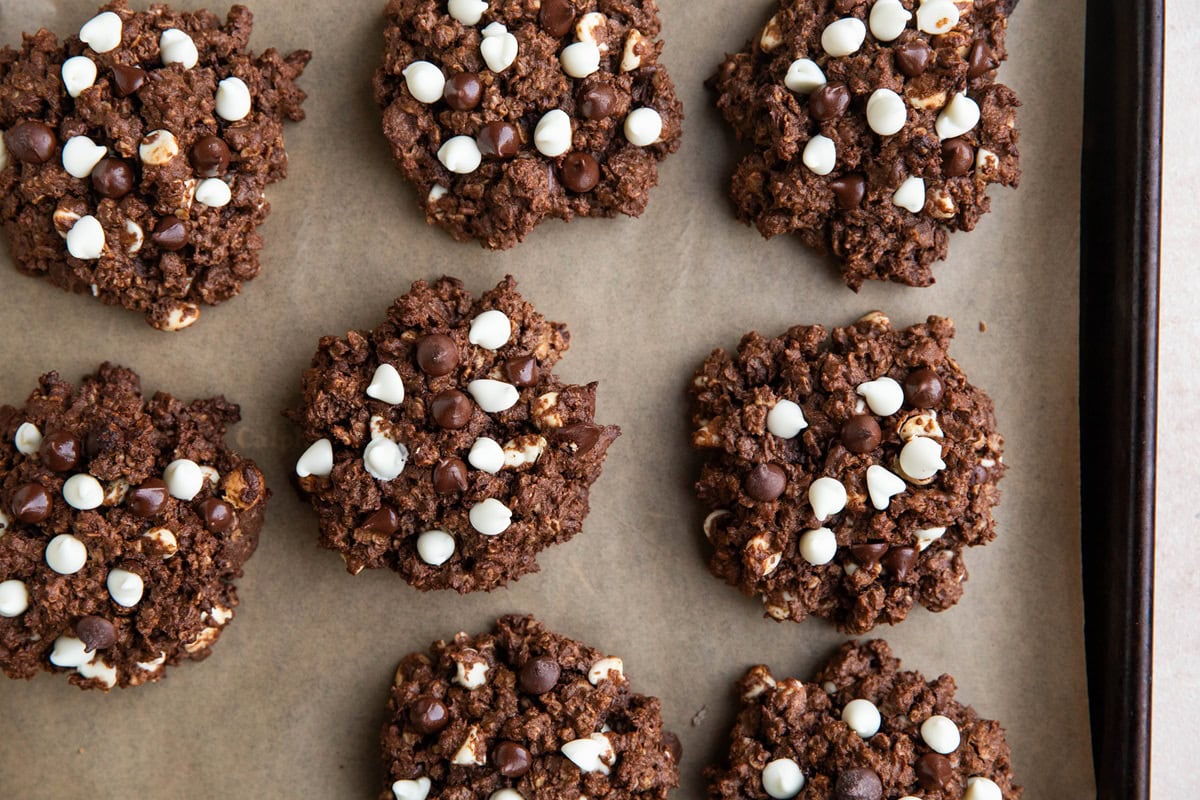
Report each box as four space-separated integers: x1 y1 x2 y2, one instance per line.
710 0 1020 288
381 615 680 800
706 640 1022 799
374 0 683 249
0 364 268 690
0 1 308 330
690 312 1004 633
291 276 619 592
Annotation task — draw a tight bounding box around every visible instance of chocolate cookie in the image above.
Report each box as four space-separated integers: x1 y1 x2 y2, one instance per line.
290 276 619 591
706 640 1022 799
373 0 683 249
0 1 309 330
0 364 268 690
381 615 680 800
710 0 1020 288
690 312 1004 633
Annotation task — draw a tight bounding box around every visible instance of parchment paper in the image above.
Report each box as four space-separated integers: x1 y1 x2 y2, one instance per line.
0 1 1095 797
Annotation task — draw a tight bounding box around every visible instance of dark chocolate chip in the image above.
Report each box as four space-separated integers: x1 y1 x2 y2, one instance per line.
151 216 189 251
662 731 683 763
111 64 147 97
579 84 618 120
904 367 944 408
415 334 459 377
430 389 473 429
810 82 851 121
840 415 882 454
494 740 532 777
11 483 52 523
882 546 919 580
444 73 483 111
91 158 135 199
40 431 82 472
561 152 600 192
362 506 400 535
850 543 889 566
830 174 867 210
432 457 469 494
519 656 560 695
967 40 999 79
916 752 954 791
895 41 932 78
745 464 787 502
559 422 601 455
539 0 576 37
408 696 449 735
503 356 540 387
85 426 118 458
836 767 883 800
128 478 169 517
198 498 235 533
477 121 521 158
942 138 974 178
4 121 57 164
190 135 231 178
75 616 117 652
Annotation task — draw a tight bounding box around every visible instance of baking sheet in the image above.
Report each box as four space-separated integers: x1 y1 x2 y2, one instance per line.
0 0 1095 797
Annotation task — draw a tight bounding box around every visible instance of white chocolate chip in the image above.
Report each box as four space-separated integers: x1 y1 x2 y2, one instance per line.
480 22 518 72
468 437 505 474
296 439 333 478
61 56 98 98
821 17 866 57
159 29 199 69
562 732 614 775
534 109 573 157
451 725 488 765
448 0 488 25
917 0 961 34
768 400 808 438
367 363 405 405
931 187 957 219
163 458 204 500
370 415 393 441
561 41 601 78
392 778 431 800
107 568 144 607
142 527 179 558
46 534 88 574
490 791 524 800
162 303 200 331
80 11 123 53
136 652 167 671
842 698 881 737
857 377 904 415
62 474 104 510
976 147 1000 176
799 527 838 565
428 184 448 202
621 30 645 72
402 61 446 104
624 107 662 146
54 206 81 238
195 178 232 208
808 476 847 521
866 464 906 510
364 437 408 481
416 530 455 565
866 88 907 136
899 436 946 480
745 533 783 577
921 714 961 754
139 129 179 165
908 88 948 110
0 580 29 617
63 135 106 178
123 219 144 254
899 410 944 442
466 379 519 413
532 392 563 429
575 12 608 50
588 657 624 685
759 14 784 52
454 658 489 689
66 215 106 260
469 309 512 349
936 92 980 139
784 58 825 94
892 176 926 212
14 422 42 455
916 526 946 551
741 666 777 699
802 134 836 176
869 0 912 41
964 777 1003 800
702 509 730 541
50 636 117 687
502 436 546 468
200 466 219 486
438 135 482 174
469 497 512 535
0 508 7 534
762 758 805 799
215 76 252 121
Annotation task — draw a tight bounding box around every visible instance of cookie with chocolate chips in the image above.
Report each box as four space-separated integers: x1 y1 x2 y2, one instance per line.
690 312 1004 633
710 0 1020 288
290 276 620 591
0 364 268 690
706 639 1022 800
373 0 683 249
0 1 309 330
381 615 680 800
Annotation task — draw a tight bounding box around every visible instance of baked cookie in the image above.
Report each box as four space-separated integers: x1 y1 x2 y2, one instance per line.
290 276 619 591
710 0 1020 288
0 364 268 690
706 640 1022 799
381 614 681 800
373 0 683 249
690 312 1004 633
0 1 309 330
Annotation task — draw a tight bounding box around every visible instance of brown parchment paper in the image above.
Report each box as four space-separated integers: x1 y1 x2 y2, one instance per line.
0 1 1095 797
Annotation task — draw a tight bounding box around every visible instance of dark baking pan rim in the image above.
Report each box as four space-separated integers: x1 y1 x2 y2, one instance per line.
1079 0 1161 797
